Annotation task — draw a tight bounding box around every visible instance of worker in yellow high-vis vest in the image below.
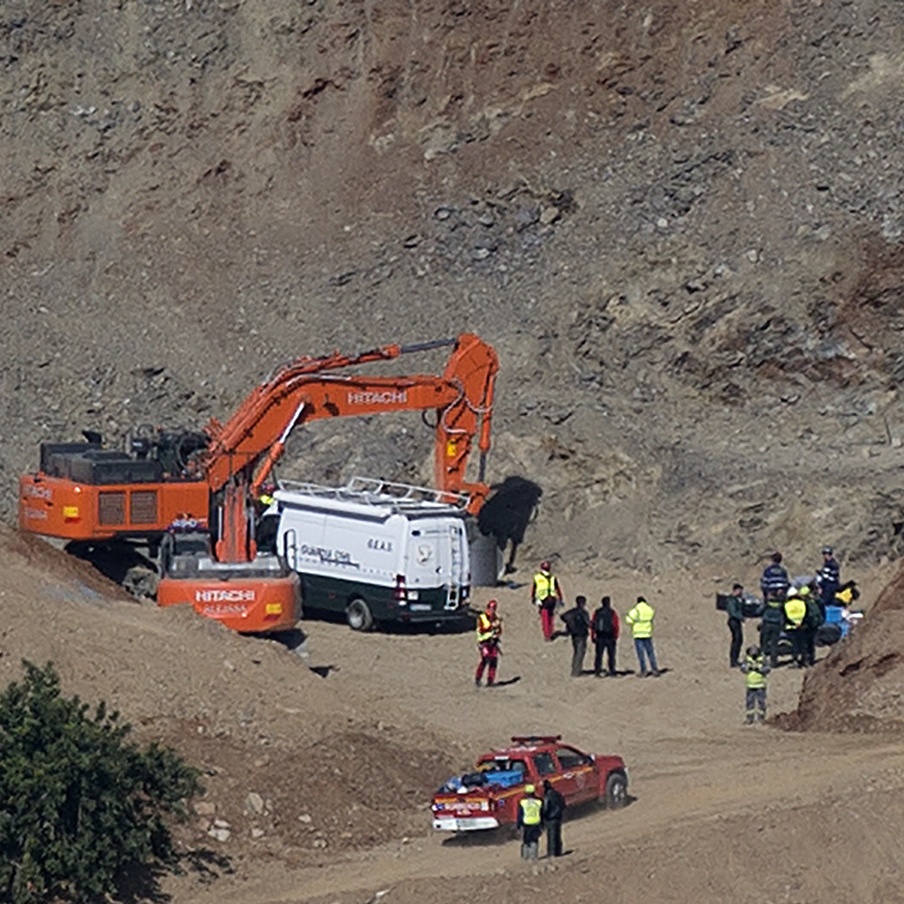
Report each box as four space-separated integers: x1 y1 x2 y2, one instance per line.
625 595 660 677
517 784 543 861
531 560 563 641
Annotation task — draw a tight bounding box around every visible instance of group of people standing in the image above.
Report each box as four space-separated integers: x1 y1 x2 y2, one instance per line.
532 561 661 679
726 545 845 724
728 546 841 670
473 560 664 687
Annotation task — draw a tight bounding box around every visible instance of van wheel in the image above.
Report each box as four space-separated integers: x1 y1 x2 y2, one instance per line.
604 772 628 809
347 597 374 632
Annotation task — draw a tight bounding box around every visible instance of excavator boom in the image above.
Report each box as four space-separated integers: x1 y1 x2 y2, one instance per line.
201 332 497 510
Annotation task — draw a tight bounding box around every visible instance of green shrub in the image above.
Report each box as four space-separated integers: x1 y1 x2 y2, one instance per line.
0 661 203 903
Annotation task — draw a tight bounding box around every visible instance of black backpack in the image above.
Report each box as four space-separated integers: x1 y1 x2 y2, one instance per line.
561 608 580 635
594 607 614 637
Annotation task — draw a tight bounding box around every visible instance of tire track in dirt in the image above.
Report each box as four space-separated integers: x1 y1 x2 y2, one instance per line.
177 735 904 903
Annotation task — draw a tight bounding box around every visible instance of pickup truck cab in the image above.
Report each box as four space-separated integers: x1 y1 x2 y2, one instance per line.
431 735 628 832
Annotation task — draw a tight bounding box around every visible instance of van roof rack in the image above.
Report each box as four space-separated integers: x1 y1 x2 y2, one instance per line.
276 476 470 510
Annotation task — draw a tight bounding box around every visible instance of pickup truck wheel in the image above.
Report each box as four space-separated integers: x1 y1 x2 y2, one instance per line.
347 597 374 632
604 772 627 809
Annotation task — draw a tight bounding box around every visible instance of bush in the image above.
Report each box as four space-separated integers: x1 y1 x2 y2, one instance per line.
0 661 203 903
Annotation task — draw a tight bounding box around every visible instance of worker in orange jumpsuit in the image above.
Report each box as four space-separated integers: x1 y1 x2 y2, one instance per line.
475 599 503 687
532 560 564 641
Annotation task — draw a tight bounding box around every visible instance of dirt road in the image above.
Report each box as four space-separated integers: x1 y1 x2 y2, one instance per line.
155 563 904 904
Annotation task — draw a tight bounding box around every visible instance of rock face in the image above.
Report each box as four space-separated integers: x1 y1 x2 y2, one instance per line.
3 5 904 571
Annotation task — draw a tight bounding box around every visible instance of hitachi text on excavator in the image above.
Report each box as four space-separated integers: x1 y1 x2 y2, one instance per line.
19 333 499 634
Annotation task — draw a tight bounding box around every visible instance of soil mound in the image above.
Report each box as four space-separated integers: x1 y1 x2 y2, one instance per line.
0 523 458 866
791 563 904 733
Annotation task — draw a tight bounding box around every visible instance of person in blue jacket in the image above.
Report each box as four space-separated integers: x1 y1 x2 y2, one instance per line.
760 551 790 603
817 545 840 612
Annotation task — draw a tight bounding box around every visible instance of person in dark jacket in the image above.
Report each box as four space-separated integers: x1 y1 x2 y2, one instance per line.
816 545 840 611
591 595 620 677
759 591 786 668
801 584 823 667
541 779 566 858
560 595 591 677
725 583 745 668
760 551 790 603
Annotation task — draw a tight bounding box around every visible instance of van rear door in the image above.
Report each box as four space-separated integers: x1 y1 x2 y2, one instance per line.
446 519 469 609
404 518 468 611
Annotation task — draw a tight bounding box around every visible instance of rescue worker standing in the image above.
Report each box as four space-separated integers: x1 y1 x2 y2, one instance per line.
591 595 620 677
474 599 502 688
801 584 822 667
540 779 566 858
740 644 770 724
626 595 660 677
817 545 840 614
561 595 591 677
517 784 543 861
783 587 808 668
759 589 785 669
760 551 790 603
725 583 745 668
532 560 564 642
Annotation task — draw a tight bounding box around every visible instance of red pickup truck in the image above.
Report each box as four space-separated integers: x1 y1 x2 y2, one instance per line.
431 735 628 832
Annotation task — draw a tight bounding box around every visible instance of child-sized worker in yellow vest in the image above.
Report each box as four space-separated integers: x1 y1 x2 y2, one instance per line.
740 644 770 724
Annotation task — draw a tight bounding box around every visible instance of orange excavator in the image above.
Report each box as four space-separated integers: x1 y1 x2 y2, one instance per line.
19 333 499 633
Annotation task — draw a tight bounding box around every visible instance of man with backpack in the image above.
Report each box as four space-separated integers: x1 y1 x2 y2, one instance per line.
591 595 620 677
560 595 591 677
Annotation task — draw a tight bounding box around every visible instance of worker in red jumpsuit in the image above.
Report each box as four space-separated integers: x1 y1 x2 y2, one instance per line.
475 599 502 687
532 560 564 641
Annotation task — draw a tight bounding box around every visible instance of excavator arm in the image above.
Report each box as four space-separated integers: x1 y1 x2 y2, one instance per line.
200 332 498 512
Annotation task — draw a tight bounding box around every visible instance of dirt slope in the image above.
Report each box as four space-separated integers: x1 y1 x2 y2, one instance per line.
4 525 904 904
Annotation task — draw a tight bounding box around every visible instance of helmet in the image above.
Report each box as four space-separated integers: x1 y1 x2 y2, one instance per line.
798 585 811 598
540 560 551 571
486 599 498 611
524 784 536 794
822 546 834 555
786 587 798 598
746 645 760 657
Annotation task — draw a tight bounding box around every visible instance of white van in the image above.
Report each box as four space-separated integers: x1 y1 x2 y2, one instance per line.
266 478 472 630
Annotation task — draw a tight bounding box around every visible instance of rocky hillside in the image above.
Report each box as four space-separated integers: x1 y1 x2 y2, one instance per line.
3 0 904 575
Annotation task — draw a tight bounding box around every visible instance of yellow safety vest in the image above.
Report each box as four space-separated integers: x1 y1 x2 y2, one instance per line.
744 655 768 689
626 600 655 638
836 587 854 605
533 571 557 601
783 597 807 628
519 796 542 825
476 613 500 644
